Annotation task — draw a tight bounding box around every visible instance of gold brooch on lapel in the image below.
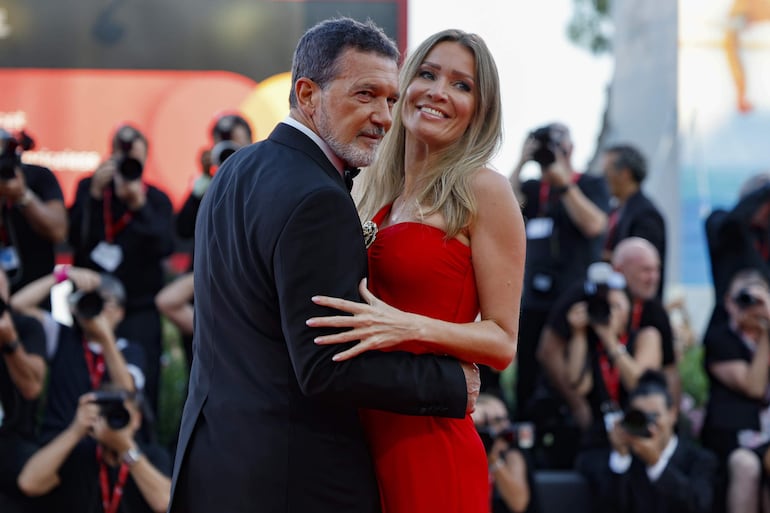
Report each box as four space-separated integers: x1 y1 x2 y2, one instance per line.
362 221 378 249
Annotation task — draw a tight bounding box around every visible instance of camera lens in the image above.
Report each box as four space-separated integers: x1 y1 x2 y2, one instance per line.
734 289 760 309
69 290 104 319
117 156 143 181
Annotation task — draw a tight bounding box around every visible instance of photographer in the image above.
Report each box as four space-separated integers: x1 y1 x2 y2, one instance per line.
611 238 680 410
600 144 666 296
510 122 610 421
0 268 47 512
701 268 770 513
0 129 67 294
69 124 173 417
17 389 171 513
600 370 716 513
472 393 540 513
10 267 146 442
176 112 253 245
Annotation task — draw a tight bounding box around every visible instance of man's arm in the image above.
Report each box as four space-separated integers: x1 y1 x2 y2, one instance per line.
275 187 469 418
0 313 46 399
17 394 98 497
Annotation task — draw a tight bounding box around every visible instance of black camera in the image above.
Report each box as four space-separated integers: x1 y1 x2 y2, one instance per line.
0 129 21 181
584 262 624 325
210 140 239 167
91 390 131 430
114 126 143 181
68 289 105 319
477 423 535 453
734 288 762 310
211 115 242 166
529 125 565 168
620 408 658 438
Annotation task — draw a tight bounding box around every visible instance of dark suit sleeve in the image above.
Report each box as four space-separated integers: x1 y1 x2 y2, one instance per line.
653 445 717 513
275 187 467 418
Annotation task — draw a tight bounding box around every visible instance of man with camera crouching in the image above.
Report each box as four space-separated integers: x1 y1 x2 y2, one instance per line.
599 370 716 513
510 122 610 425
472 393 541 513
69 124 174 419
17 388 171 513
10 267 147 444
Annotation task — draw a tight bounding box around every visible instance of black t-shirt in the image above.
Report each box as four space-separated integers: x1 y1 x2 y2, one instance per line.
40 321 146 442
37 438 171 513
703 322 763 433
1 164 65 294
68 177 174 312
520 174 610 312
0 312 46 440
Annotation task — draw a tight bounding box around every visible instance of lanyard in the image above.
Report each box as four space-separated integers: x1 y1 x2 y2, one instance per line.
97 445 130 513
598 332 628 404
103 188 133 244
82 339 106 390
630 299 644 332
537 174 580 217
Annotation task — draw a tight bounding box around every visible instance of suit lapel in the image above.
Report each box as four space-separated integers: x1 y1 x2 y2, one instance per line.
268 122 348 192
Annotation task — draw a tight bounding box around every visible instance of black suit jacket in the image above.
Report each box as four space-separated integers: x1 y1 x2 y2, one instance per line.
600 438 717 513
608 190 667 295
168 123 468 513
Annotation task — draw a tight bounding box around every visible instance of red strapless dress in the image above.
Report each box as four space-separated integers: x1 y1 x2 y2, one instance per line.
361 205 489 513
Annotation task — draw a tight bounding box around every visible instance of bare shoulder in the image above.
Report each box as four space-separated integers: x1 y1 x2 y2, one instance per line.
470 167 518 210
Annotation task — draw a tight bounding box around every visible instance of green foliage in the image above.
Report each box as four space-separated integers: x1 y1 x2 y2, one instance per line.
157 317 189 447
678 344 709 408
567 0 613 55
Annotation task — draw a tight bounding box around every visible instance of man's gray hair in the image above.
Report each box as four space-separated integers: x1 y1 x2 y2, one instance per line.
288 17 399 108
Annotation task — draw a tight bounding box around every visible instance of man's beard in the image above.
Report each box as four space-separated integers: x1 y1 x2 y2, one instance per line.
316 105 382 168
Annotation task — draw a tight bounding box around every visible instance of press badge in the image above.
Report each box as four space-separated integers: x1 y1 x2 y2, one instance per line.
90 241 123 272
526 218 553 240
0 246 20 272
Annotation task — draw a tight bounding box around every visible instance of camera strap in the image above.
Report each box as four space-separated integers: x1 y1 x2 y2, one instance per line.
96 444 130 513
103 187 133 243
82 339 106 390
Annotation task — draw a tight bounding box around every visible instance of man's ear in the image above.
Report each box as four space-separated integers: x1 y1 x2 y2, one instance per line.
295 77 318 115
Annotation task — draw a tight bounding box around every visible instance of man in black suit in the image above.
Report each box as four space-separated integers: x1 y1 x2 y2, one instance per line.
599 370 716 513
168 17 477 513
601 144 667 296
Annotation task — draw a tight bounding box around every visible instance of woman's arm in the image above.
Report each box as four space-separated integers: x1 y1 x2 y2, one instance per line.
155 273 194 336
309 169 524 370
605 326 663 391
710 331 770 400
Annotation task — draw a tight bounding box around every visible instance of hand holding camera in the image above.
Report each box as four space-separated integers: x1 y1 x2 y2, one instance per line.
90 390 135 454
90 159 117 199
71 392 101 438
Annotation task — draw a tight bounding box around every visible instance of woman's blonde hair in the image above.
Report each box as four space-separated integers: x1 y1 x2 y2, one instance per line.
356 29 503 238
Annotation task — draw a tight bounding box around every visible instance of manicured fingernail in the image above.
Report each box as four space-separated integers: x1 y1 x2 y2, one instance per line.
332 354 341 361
311 296 320 302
